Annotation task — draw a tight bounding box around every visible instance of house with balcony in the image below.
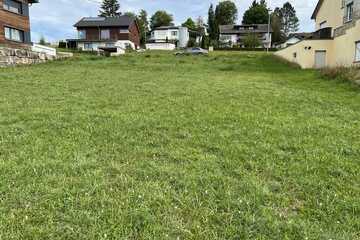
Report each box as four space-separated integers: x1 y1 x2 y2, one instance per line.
219 24 273 48
146 26 190 50
276 0 360 68
66 16 140 52
0 0 38 48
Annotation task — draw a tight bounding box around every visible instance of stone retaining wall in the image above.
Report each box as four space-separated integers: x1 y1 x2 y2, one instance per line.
0 47 63 67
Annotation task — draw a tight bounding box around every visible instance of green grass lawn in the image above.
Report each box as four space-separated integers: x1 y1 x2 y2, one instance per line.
0 52 359 239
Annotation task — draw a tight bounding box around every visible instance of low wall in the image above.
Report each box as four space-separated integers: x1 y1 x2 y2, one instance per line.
146 43 176 50
0 47 63 67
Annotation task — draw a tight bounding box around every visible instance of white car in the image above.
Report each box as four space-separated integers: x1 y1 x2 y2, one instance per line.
175 47 209 56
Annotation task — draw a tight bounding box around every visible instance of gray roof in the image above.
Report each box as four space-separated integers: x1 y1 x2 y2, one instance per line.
288 32 313 40
74 16 135 28
154 26 180 30
219 24 273 34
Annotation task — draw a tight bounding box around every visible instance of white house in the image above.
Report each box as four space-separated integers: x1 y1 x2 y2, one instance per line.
219 24 272 48
146 26 189 50
277 33 313 49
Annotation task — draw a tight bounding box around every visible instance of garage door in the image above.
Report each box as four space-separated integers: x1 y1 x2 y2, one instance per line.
315 50 327 68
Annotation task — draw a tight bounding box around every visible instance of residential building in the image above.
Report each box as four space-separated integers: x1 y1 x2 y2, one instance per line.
219 24 273 48
146 26 189 50
67 16 140 51
276 0 360 68
277 33 313 49
0 0 38 48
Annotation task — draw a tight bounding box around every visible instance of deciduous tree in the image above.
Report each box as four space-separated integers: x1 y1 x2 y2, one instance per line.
150 11 173 30
242 0 269 24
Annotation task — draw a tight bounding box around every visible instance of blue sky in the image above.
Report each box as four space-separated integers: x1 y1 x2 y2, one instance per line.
29 0 318 43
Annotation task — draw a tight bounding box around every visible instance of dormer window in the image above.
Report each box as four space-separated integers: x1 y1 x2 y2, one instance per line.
3 0 22 15
346 2 354 22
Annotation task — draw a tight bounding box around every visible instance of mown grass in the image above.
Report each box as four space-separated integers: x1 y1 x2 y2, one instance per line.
0 51 359 239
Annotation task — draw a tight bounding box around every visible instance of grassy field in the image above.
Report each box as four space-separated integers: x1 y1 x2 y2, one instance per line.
0 51 359 239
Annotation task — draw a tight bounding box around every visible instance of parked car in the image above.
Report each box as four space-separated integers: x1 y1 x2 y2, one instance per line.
175 48 209 56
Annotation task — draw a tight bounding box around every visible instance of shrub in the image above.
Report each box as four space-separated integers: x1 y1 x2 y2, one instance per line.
320 66 360 84
58 41 67 48
243 33 261 48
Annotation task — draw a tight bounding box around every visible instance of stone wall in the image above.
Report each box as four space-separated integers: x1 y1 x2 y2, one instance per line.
0 47 59 67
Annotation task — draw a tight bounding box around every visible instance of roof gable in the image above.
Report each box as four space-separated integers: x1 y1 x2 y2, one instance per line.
74 16 135 28
311 0 324 19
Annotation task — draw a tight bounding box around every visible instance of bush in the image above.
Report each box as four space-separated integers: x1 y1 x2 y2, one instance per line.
187 38 196 48
58 41 67 48
320 66 360 84
243 33 261 48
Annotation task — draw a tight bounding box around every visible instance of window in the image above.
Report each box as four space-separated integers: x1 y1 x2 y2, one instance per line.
355 41 360 62
84 43 93 50
105 42 114 47
78 30 86 39
119 29 130 33
101 29 110 40
3 0 22 14
346 2 354 22
320 21 327 29
171 31 177 36
4 27 24 42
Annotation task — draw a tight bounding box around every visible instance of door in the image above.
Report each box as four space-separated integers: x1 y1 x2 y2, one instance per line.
315 50 326 68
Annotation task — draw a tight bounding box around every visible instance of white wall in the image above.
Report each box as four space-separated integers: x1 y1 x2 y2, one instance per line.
32 44 57 56
145 43 176 50
150 27 189 48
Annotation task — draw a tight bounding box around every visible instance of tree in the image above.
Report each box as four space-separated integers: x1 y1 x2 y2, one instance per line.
39 36 46 45
271 7 285 44
182 18 196 29
99 0 120 17
150 11 173 30
137 9 149 45
123 12 136 19
243 33 261 48
242 0 269 24
280 2 299 36
215 1 238 26
207 4 216 41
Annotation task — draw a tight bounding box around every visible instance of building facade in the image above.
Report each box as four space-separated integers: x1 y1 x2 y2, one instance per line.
67 16 140 51
0 0 38 48
219 24 272 48
147 26 189 50
276 0 360 68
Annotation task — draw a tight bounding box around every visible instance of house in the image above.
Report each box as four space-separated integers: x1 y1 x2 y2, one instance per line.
146 26 189 50
67 16 140 52
276 0 360 68
0 0 38 48
277 32 313 48
219 24 273 48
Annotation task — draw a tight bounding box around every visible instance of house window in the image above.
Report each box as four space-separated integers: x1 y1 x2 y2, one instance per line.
84 43 93 50
171 31 177 36
78 30 86 39
4 26 24 42
346 2 354 22
101 29 110 40
119 29 129 33
3 0 22 14
355 41 360 62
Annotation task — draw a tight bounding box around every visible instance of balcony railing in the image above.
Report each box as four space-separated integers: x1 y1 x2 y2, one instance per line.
310 27 333 39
